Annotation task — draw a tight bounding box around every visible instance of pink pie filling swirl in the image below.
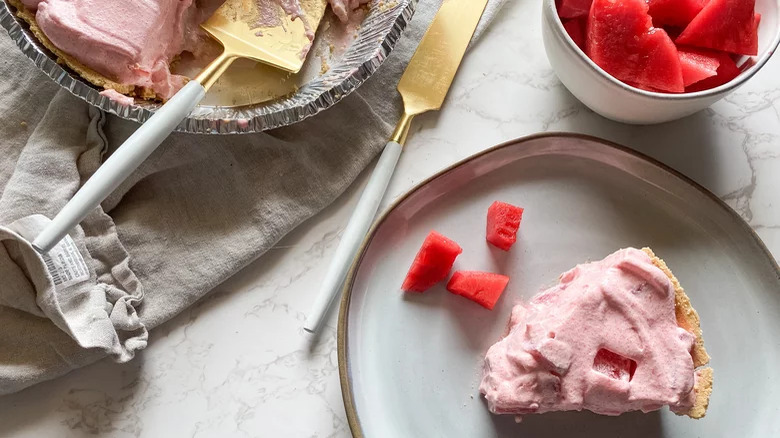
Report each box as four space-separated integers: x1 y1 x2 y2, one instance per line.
20 0 369 99
480 247 697 417
23 0 202 99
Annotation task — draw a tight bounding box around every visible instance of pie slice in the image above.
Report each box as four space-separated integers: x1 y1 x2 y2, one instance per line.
480 247 712 420
8 0 181 100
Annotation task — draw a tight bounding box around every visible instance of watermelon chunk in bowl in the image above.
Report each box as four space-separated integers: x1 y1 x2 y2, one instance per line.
685 52 742 91
586 0 685 93
542 0 780 123
558 0 594 18
678 47 722 87
401 231 462 293
648 0 705 28
676 0 759 55
581 0 759 92
563 18 587 50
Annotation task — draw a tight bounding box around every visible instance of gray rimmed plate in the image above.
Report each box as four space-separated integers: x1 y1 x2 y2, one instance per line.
0 0 414 134
338 134 780 438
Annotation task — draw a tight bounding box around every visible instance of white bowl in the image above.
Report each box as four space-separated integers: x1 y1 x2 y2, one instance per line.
541 0 780 124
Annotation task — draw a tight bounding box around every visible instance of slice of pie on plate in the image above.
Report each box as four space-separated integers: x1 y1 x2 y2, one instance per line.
480 247 713 420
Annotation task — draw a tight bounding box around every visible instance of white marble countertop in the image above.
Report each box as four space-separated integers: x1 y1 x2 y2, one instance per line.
2 0 778 436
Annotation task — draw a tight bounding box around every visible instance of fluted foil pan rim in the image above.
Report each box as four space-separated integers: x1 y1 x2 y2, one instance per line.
0 0 415 134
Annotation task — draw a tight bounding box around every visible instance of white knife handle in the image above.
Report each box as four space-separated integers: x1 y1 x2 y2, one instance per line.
304 141 403 333
32 80 206 253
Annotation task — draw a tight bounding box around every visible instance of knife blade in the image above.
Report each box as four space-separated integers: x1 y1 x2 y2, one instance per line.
396 0 489 125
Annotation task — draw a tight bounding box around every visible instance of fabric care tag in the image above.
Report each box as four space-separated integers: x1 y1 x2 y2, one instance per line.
41 234 90 288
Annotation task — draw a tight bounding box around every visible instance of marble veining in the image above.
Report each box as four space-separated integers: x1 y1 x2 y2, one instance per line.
0 0 778 436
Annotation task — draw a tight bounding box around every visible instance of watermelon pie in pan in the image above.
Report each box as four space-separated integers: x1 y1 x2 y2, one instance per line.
0 0 415 133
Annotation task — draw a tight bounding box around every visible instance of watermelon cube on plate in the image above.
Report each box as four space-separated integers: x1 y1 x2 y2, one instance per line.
586 0 684 93
676 0 759 55
647 0 705 28
402 231 462 292
486 201 524 251
678 47 721 87
446 271 510 310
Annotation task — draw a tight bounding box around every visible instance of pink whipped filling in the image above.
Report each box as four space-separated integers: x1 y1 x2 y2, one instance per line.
22 0 368 99
480 247 697 418
25 0 210 99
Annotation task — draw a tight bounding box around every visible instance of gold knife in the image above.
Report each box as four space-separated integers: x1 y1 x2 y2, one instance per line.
305 0 490 333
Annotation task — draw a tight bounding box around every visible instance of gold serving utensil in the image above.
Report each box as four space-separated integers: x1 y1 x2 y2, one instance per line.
33 0 328 253
197 0 327 88
305 0 490 332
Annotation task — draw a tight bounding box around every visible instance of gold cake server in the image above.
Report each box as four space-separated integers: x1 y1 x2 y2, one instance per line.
33 0 328 253
305 0 490 332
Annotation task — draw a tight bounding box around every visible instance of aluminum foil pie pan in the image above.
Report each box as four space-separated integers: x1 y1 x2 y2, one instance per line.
0 0 415 134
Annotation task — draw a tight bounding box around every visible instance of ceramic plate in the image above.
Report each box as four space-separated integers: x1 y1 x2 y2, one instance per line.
338 134 780 438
